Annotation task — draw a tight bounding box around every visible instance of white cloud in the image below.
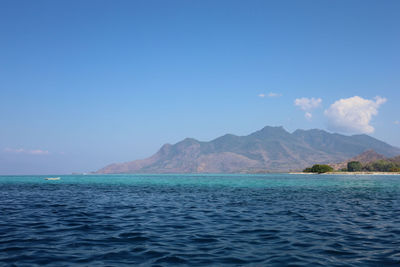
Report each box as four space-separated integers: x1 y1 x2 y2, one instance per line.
4 148 50 155
294 97 322 120
294 97 322 111
259 92 282 98
29 149 50 155
268 92 282 97
324 96 386 134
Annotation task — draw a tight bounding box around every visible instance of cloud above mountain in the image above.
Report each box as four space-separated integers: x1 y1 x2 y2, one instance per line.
324 96 386 134
294 97 322 119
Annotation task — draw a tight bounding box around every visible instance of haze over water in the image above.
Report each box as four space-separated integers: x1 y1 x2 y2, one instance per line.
1 174 399 266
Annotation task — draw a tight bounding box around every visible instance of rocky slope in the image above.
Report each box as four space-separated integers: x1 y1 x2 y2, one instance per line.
329 150 387 170
330 150 400 170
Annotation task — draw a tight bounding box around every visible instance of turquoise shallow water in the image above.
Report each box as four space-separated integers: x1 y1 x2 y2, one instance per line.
2 173 400 188
1 174 400 266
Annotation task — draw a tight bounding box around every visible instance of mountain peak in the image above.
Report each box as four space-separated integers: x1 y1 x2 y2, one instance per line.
352 150 386 162
292 128 329 135
249 126 290 138
180 137 199 144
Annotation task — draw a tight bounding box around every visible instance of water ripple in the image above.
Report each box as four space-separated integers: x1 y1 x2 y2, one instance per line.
1 174 400 266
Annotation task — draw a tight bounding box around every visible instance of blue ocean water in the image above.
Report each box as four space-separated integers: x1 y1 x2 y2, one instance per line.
1 174 400 266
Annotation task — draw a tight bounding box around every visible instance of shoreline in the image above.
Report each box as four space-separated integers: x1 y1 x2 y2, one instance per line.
290 172 400 175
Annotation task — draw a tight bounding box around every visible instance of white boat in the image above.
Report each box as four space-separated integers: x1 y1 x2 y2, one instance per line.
45 177 61 180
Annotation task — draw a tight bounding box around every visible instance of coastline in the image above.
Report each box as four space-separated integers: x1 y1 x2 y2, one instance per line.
290 172 400 175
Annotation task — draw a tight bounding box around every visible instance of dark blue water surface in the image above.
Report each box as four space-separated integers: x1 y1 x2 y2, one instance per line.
1 174 400 266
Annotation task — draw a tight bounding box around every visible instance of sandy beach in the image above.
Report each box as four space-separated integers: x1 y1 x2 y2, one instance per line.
290 172 400 175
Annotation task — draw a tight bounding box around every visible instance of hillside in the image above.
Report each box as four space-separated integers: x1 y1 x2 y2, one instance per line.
329 150 387 170
326 150 400 172
96 126 400 173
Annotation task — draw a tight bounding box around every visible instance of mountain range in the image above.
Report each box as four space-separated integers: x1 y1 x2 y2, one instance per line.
96 126 400 174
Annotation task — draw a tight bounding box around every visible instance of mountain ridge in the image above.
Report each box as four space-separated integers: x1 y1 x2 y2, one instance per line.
96 126 400 174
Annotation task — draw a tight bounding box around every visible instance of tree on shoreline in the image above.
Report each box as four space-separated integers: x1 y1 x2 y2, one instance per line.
363 160 399 172
347 161 362 172
303 164 333 174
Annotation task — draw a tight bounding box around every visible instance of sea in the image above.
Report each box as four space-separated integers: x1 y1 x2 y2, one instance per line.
0 174 399 266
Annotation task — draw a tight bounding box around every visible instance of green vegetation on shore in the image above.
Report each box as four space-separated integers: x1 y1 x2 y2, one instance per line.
303 159 400 173
347 161 362 172
361 160 400 172
303 164 334 174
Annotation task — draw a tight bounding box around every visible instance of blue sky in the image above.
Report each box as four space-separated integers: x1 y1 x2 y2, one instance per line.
1 0 399 174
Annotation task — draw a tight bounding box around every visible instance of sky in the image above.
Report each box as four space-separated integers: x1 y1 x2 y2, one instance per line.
1 0 399 174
